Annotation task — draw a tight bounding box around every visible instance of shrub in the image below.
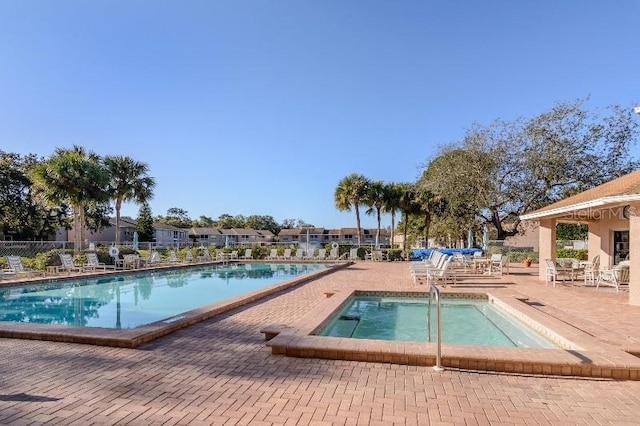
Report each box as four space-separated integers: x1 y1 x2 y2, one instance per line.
387 249 403 261
556 248 588 261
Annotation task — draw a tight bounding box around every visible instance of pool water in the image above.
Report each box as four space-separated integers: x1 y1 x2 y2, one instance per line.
0 263 328 329
318 296 556 348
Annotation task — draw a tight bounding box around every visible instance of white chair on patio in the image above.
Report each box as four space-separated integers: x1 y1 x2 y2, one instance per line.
490 254 509 275
544 259 574 286
85 252 111 271
5 256 46 277
59 253 85 274
293 249 304 260
597 261 630 292
315 248 327 261
266 249 278 260
241 249 253 260
582 255 600 286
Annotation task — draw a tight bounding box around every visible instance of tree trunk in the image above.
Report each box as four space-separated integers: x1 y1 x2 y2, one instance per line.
402 212 408 254
73 204 83 253
491 208 519 240
376 208 381 249
423 212 431 249
115 198 122 246
355 203 361 246
390 211 396 249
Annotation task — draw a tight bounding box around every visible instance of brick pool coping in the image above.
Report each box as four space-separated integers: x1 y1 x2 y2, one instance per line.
0 261 351 348
263 284 640 380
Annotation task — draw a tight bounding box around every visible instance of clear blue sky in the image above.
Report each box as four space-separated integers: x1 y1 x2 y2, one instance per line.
1 1 639 229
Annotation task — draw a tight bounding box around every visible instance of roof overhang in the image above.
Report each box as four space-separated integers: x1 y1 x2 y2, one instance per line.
520 194 640 221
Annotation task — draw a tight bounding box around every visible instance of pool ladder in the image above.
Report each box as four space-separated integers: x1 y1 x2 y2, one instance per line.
428 284 444 371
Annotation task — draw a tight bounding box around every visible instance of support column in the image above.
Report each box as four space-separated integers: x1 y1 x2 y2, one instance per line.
628 203 640 305
587 221 603 263
538 218 556 281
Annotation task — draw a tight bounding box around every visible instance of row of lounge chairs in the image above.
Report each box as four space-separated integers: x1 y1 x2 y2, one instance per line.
265 248 338 261
1 246 344 280
409 251 510 286
410 251 456 285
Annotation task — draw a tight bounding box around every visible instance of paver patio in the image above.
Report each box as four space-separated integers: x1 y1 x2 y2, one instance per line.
2 261 640 425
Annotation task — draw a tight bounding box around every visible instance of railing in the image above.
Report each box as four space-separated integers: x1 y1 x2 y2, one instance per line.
428 284 444 372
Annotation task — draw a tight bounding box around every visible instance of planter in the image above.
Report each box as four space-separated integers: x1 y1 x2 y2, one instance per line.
523 260 532 267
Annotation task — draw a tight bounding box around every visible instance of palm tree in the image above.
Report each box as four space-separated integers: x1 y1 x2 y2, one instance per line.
364 180 385 248
397 182 418 254
104 155 156 246
334 174 370 246
29 145 110 252
382 182 402 249
414 187 445 249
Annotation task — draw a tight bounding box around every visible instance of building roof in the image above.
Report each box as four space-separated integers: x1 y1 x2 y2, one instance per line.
155 223 188 231
190 227 223 235
521 170 640 220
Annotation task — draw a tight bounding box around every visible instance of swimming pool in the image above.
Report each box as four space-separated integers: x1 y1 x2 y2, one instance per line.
317 296 557 348
0 263 330 329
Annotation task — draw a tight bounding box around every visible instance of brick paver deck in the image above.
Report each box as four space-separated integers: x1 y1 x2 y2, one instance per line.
2 262 640 424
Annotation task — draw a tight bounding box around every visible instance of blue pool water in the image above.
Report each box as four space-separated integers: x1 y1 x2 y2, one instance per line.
318 296 556 348
0 263 328 329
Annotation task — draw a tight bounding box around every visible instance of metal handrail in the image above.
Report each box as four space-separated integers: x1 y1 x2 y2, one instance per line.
429 284 444 371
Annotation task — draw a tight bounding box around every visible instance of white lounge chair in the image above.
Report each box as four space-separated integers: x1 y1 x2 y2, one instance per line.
5 256 45 277
59 253 84 274
348 248 359 261
85 252 111 271
166 250 181 264
198 249 212 262
426 257 457 286
266 249 278 260
281 249 292 260
293 249 304 260
315 249 327 261
329 247 339 260
241 249 253 260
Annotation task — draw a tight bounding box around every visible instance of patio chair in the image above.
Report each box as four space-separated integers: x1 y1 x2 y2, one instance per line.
266 249 279 260
197 248 212 262
293 249 304 260
372 250 385 262
241 249 253 260
184 251 194 262
280 249 292 260
5 256 45 277
544 259 573 286
427 257 457 287
85 252 111 271
230 250 239 260
329 247 339 260
348 248 359 261
59 253 85 274
582 255 600 286
597 261 630 292
123 254 141 270
167 250 181 264
315 248 327 261
411 254 450 283
146 250 163 266
490 254 509 275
